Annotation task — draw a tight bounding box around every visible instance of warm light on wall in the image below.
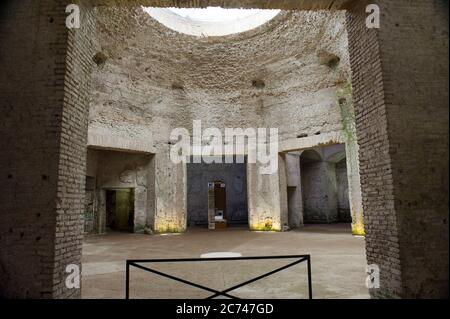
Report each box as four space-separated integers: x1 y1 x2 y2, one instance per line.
250 217 281 232
351 213 365 236
154 218 185 234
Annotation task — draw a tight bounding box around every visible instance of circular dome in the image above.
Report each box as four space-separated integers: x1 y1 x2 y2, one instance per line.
143 7 281 37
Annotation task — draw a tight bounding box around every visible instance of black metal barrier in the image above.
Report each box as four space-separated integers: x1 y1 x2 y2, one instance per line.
125 255 312 299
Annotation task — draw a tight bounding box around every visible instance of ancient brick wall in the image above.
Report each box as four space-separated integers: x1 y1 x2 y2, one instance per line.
0 0 79 297
346 0 402 298
377 0 449 298
0 0 96 298
0 0 74 298
0 0 447 299
347 0 448 298
52 0 97 298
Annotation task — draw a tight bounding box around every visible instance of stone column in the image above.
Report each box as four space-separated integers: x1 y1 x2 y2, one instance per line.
345 139 364 235
285 153 304 228
0 0 95 298
247 155 288 231
337 88 365 235
153 150 187 233
96 190 107 234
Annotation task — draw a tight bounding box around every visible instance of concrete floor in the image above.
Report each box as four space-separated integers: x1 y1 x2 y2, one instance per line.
81 224 369 299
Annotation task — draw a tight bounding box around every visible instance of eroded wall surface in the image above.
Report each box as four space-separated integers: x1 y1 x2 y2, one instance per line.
88 7 354 232
0 0 447 300
301 161 338 223
285 153 303 228
86 149 153 233
336 160 351 222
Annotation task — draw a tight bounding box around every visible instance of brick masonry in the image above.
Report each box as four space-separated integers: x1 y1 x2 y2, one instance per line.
0 0 95 298
0 0 447 298
347 0 449 298
376 0 448 298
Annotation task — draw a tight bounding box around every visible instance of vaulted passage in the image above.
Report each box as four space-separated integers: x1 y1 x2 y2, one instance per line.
297 145 352 225
84 148 154 235
0 0 447 299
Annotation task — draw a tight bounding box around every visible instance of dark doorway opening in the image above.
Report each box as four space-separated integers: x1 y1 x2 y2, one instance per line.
214 181 227 220
187 156 248 228
105 189 135 232
207 181 228 229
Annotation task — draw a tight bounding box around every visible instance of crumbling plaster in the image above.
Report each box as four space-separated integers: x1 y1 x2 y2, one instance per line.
0 0 446 300
86 149 154 233
87 6 356 233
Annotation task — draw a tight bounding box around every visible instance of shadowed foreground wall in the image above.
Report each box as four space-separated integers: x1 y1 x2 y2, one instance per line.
0 0 95 298
346 0 448 298
86 149 154 234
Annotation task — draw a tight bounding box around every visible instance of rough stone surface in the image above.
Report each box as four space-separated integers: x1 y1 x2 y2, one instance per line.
0 0 95 299
86 149 153 233
375 0 448 298
336 159 351 222
0 0 447 300
88 6 354 233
